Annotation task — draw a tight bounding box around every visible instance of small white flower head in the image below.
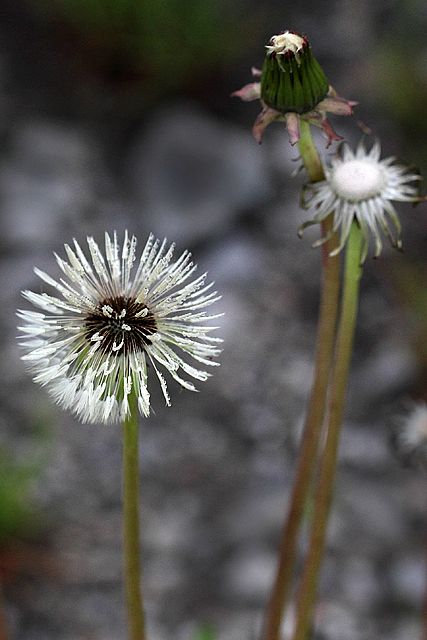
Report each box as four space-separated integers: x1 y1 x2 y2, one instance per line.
300 140 421 263
265 31 306 63
394 401 427 468
17 232 222 424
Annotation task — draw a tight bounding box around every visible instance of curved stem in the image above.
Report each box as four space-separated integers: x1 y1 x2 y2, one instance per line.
122 392 146 640
262 121 341 640
292 220 363 640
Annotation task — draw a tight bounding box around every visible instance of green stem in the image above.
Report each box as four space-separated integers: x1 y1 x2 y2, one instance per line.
297 120 325 183
262 121 341 640
292 220 363 640
122 391 146 640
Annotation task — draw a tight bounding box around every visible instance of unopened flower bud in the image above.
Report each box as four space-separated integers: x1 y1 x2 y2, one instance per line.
232 30 356 145
261 31 329 115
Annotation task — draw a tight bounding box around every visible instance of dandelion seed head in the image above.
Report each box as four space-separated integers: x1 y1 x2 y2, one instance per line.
392 401 427 469
18 232 222 424
330 158 387 201
399 402 427 451
300 140 421 262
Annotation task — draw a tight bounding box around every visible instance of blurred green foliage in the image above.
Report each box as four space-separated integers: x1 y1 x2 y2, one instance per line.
29 0 259 108
389 258 427 368
359 2 427 174
192 623 216 640
0 448 41 541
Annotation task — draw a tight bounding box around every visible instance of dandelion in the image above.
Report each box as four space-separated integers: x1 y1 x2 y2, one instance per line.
300 140 421 263
395 401 427 462
17 231 222 424
232 30 356 145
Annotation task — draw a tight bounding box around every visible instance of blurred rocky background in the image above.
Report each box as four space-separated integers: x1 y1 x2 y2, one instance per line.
1 0 427 639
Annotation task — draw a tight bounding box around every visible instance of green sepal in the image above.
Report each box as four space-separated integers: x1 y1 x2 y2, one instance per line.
261 46 329 114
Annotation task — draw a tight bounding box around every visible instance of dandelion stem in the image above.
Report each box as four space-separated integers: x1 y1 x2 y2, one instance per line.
122 391 146 640
292 219 363 640
297 121 325 183
262 120 340 640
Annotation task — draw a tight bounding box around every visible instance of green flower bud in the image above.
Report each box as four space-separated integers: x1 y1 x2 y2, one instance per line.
261 31 329 114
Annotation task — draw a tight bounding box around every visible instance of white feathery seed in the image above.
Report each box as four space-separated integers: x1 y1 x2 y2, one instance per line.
301 141 420 263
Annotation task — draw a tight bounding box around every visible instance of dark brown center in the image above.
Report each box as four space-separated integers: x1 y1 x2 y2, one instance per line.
84 295 157 356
